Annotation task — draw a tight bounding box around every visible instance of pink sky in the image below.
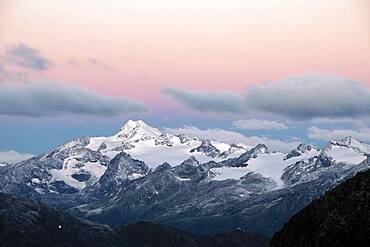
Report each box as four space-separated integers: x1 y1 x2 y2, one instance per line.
1 0 369 107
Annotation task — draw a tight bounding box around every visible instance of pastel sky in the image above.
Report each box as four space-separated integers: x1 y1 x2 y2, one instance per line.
0 0 369 155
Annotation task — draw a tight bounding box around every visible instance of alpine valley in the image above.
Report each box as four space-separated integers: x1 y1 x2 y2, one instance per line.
1 120 369 239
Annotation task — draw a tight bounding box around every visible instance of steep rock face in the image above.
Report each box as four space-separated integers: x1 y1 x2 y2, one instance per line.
270 166 370 247
90 152 149 196
284 144 319 160
191 140 221 158
222 144 269 167
172 156 207 182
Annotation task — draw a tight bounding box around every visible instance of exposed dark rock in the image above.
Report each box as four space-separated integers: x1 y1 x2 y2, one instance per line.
190 140 221 158
222 144 268 167
71 172 91 182
270 169 370 247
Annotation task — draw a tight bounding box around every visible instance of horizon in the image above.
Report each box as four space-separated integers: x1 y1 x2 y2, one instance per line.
0 118 367 163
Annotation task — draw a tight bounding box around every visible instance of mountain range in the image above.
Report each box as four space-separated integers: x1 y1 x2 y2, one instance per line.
0 120 369 237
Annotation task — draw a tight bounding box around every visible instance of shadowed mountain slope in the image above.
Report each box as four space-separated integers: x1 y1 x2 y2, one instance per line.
270 168 370 247
0 192 268 247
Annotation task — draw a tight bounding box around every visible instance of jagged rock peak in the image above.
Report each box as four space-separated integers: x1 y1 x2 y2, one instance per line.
190 140 220 158
324 136 370 154
110 152 149 172
297 143 317 152
253 144 269 154
176 134 191 144
95 152 149 194
155 162 172 172
285 143 319 160
180 155 200 166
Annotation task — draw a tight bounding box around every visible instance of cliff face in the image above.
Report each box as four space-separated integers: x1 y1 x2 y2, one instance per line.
270 168 370 247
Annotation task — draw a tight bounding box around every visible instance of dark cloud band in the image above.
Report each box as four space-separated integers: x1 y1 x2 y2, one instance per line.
162 74 370 119
0 81 148 117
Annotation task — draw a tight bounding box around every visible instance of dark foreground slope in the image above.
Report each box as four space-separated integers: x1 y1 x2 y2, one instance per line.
0 193 268 247
270 169 370 247
0 193 120 247
118 221 269 247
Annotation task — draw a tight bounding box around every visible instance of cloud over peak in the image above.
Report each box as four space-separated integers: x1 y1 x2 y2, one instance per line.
307 126 370 143
0 150 34 164
233 119 288 130
0 81 148 117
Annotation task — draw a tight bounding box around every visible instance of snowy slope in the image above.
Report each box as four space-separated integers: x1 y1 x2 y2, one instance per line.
87 120 248 168
0 120 248 194
211 137 366 187
211 150 319 187
2 120 369 201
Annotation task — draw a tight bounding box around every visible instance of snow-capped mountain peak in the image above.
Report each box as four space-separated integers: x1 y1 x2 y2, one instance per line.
115 120 162 140
253 144 269 154
337 136 370 153
86 120 247 168
296 143 317 153
285 143 319 160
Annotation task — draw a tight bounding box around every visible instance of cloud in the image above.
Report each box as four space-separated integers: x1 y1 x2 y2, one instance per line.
161 87 244 113
4 42 53 70
233 119 288 130
307 126 370 143
0 150 34 164
164 125 299 152
162 74 370 120
0 80 148 117
244 74 370 119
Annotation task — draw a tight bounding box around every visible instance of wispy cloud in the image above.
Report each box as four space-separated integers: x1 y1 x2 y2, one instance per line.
162 74 370 120
0 150 34 164
4 42 53 70
0 80 148 117
161 87 244 114
233 119 288 130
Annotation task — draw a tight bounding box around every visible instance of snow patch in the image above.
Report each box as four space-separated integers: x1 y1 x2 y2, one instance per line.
175 176 192 181
50 159 107 190
326 146 366 165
